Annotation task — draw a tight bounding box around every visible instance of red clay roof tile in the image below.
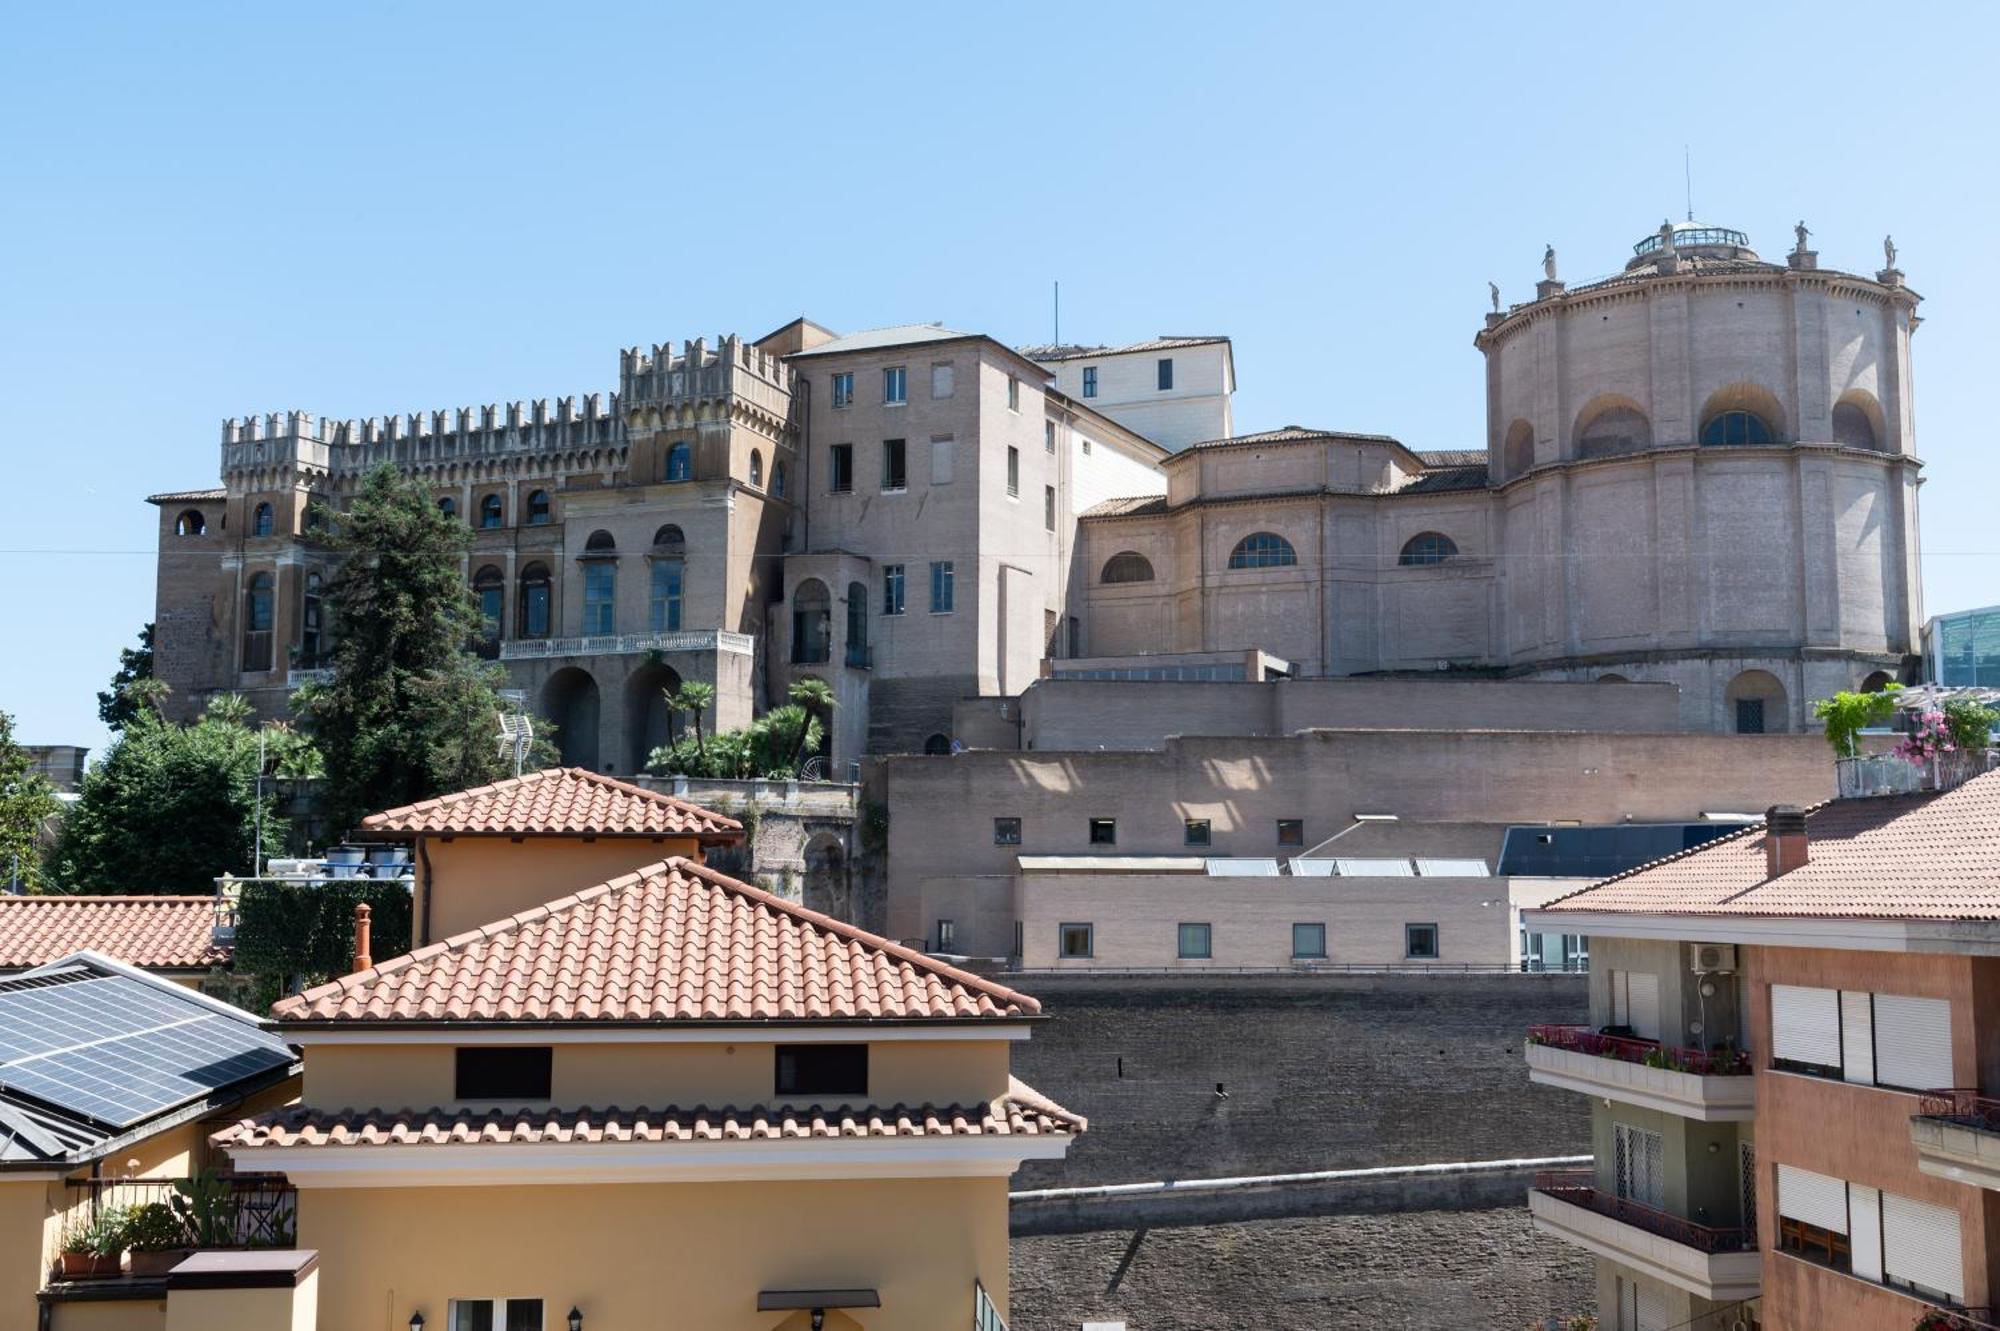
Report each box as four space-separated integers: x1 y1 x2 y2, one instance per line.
0 896 228 970
272 857 1039 1023
359 767 742 839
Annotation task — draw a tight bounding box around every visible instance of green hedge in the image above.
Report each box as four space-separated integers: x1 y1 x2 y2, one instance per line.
232 879 413 984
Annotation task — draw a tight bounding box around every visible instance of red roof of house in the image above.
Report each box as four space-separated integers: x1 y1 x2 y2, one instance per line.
214 1081 1083 1149
0 896 228 970
359 767 742 840
1541 771 2000 921
272 857 1039 1024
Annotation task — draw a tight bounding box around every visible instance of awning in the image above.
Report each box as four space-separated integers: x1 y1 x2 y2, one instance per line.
758 1290 882 1311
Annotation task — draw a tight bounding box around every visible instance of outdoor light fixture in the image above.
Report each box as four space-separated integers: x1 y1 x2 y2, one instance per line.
409 1315 425 1331
568 1309 584 1331
811 1311 826 1331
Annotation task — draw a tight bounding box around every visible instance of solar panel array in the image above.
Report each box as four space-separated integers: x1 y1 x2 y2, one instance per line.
0 968 293 1130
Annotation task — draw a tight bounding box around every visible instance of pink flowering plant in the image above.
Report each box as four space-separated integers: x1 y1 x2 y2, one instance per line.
1895 709 1957 765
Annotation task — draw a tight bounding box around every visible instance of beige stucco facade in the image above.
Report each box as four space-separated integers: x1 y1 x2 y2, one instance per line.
410 832 708 946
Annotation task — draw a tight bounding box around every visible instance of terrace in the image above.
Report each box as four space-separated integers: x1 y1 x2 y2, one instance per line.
1913 1089 2000 1192
1525 1024 1755 1121
1528 1169 1760 1302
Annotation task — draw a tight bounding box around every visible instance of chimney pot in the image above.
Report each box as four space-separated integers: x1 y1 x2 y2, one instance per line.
353 901 374 973
1765 804 1809 879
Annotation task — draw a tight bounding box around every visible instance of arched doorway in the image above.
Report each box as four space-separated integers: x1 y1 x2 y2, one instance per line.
624 661 683 774
923 733 951 755
542 667 602 769
802 833 848 918
1861 670 1895 693
1724 669 1788 735
792 579 831 664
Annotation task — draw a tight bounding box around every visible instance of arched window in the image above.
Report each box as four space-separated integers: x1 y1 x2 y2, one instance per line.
846 581 869 668
1700 410 1775 446
665 442 692 483
792 579 831 664
243 572 274 671
585 529 617 554
649 557 683 633
526 489 552 524
252 502 274 537
479 494 504 529
749 450 764 488
300 572 325 667
519 562 552 638
1724 668 1788 734
1573 399 1652 458
473 566 504 642
175 509 207 537
652 525 684 552
923 733 952 755
437 496 457 520
773 461 788 499
1832 401 1881 451
1228 532 1297 569
1502 419 1534 478
1398 532 1459 566
1101 551 1156 584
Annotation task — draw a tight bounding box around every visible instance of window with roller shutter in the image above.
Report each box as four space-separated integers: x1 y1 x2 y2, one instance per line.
1873 994 1954 1091
1882 1191 1964 1303
1771 984 1842 1076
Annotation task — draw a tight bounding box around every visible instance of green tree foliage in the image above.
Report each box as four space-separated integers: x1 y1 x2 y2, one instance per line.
1943 698 1998 752
785 677 835 772
645 704 824 779
96 623 155 732
50 698 286 894
1811 683 1902 755
0 710 61 892
232 876 412 995
294 465 539 831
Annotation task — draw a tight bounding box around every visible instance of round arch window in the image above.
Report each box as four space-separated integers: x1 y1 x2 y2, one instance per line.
1228 532 1297 569
1700 411 1775 446
1398 532 1458 566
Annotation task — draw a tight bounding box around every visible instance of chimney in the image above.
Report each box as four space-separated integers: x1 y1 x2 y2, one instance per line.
1765 805 1809 879
352 902 373 973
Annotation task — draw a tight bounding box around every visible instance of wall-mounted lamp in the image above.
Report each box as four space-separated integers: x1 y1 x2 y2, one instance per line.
568 1308 584 1331
410 1314 426 1331
810 1311 826 1331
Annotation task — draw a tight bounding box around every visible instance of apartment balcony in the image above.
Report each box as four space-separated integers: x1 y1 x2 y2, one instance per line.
499 629 755 661
1529 1170 1760 1301
1525 1024 1755 1122
1913 1090 2000 1191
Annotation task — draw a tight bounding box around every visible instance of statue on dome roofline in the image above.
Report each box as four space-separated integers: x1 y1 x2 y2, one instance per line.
1794 220 1811 254
1884 234 1898 269
1488 281 1501 314
1542 245 1557 281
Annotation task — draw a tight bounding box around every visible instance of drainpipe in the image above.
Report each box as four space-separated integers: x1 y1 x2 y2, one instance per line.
417 838 435 946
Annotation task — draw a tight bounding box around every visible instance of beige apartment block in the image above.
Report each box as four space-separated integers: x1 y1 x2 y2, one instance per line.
1024 335 1236 452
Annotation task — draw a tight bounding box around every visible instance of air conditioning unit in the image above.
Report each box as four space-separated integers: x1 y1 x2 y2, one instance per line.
1691 943 1737 974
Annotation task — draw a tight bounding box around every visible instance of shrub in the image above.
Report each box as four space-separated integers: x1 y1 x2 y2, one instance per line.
232 878 412 990
122 1202 188 1252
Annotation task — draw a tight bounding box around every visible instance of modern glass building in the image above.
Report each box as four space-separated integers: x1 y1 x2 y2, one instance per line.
1924 604 2000 686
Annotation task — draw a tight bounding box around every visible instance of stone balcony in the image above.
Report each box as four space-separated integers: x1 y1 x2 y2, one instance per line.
1913 1090 2000 1191
1525 1025 1755 1122
1529 1172 1761 1302
498 629 756 661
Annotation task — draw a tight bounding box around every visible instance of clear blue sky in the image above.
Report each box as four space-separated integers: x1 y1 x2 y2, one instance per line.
5 2 1996 751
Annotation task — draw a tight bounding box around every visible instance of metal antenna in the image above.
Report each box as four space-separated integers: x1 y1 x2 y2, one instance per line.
1053 280 1060 347
1684 145 1693 222
496 711 534 778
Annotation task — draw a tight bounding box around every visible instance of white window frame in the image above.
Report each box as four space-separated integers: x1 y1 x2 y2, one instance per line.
883 366 907 405
831 372 854 408
447 1298 544 1331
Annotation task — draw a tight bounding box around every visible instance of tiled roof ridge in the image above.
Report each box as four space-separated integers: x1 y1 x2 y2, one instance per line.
1537 798 1847 910
3 894 216 904
358 766 743 834
272 856 1040 1020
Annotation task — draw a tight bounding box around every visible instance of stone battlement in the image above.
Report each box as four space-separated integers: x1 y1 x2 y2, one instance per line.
219 394 621 477
619 334 791 407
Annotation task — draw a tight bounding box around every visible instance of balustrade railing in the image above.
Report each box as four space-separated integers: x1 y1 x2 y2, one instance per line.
499 629 754 660
1918 1088 2000 1131
1532 1170 1756 1253
1914 1305 2000 1331
65 1175 298 1251
1526 1024 1751 1075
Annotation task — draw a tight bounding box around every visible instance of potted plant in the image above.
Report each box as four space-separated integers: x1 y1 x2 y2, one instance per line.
56 1205 129 1278
122 1201 193 1275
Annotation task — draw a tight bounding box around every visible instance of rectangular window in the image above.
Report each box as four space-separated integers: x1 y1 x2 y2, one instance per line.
581 562 616 636
1007 375 1020 411
993 816 1022 845
1292 923 1328 959
883 366 907 404
1873 993 1955 1091
1082 365 1098 398
1088 817 1116 846
1006 446 1020 497
882 438 907 491
775 1043 867 1097
1613 1122 1666 1209
1177 922 1212 959
1276 818 1304 847
1045 420 1056 453
882 564 906 616
831 372 854 408
1156 358 1174 390
935 919 956 952
454 1047 552 1101
1607 969 1662 1041
1183 818 1211 847
1770 983 1845 1077
930 560 954 613
930 436 954 484
829 443 854 493
931 362 954 398
522 580 550 638
449 1299 544 1331
1404 923 1440 960
1013 920 1024 959
1067 615 1081 657
1045 485 1056 532
1059 923 1094 958
1736 698 1766 734
649 559 683 633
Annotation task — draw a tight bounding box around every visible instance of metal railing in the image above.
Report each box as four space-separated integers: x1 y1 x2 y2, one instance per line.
1914 1307 2000 1331
1527 1024 1752 1075
499 629 754 660
1003 961 1589 977
1532 1170 1755 1253
973 1280 1008 1331
64 1175 298 1250
286 667 336 689
1918 1088 2000 1131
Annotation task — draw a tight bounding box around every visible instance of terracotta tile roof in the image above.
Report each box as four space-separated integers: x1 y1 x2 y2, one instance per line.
1415 449 1488 468
359 767 742 840
214 1081 1083 1149
1541 771 2000 920
0 896 228 970
273 857 1040 1023
145 487 227 504
1079 494 1169 519
1395 463 1490 494
1179 425 1406 453
1022 335 1229 362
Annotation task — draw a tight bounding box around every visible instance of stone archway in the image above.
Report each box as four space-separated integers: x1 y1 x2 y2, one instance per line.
542 666 602 769
802 832 849 919
623 660 683 775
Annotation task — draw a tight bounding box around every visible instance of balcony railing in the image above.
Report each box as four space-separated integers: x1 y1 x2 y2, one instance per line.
1914 1306 2000 1331
1532 1170 1756 1254
1527 1024 1751 1076
499 629 755 660
1919 1089 2000 1130
63 1175 298 1252
974 1280 1008 1331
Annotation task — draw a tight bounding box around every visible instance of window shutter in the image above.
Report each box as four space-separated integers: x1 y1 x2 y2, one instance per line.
1848 1183 1883 1281
1771 984 1841 1069
931 438 954 485
1882 1192 1963 1301
1873 994 1954 1091
1777 1163 1848 1233
1628 972 1661 1042
1636 1282 1668 1331
1840 991 1875 1085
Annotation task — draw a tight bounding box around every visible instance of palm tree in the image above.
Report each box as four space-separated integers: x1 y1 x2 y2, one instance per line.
667 681 716 769
786 678 836 775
